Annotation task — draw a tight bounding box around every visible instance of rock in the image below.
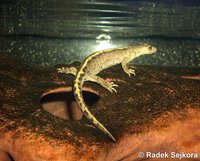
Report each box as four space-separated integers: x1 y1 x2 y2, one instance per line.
0 53 200 161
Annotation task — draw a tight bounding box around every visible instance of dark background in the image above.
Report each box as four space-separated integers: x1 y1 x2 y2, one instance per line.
0 0 200 67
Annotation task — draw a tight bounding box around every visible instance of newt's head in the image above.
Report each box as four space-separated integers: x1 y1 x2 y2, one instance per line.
132 44 157 56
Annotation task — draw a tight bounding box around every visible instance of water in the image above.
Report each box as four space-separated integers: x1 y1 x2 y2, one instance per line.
0 0 200 67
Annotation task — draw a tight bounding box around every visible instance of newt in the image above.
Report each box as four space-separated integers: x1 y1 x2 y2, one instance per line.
57 44 157 142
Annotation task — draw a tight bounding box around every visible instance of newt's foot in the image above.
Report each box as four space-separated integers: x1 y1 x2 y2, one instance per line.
105 81 118 93
57 67 77 76
121 61 136 77
125 68 136 77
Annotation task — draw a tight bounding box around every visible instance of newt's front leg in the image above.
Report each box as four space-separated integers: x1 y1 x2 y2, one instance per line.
121 58 136 77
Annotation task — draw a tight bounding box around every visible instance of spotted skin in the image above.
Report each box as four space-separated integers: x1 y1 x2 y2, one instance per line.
57 44 157 142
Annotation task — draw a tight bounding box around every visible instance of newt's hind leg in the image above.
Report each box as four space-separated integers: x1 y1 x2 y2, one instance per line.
86 75 118 93
57 67 77 76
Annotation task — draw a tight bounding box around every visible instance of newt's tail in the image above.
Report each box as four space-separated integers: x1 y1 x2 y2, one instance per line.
73 75 116 142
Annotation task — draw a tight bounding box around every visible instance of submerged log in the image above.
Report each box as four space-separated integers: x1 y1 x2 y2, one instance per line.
0 53 200 161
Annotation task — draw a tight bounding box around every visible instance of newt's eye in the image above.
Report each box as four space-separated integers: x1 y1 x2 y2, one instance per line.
148 46 152 51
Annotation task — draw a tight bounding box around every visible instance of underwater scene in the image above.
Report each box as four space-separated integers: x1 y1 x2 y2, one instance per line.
0 0 200 161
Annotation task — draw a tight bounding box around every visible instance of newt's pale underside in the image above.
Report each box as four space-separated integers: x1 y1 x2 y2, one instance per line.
57 44 157 142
